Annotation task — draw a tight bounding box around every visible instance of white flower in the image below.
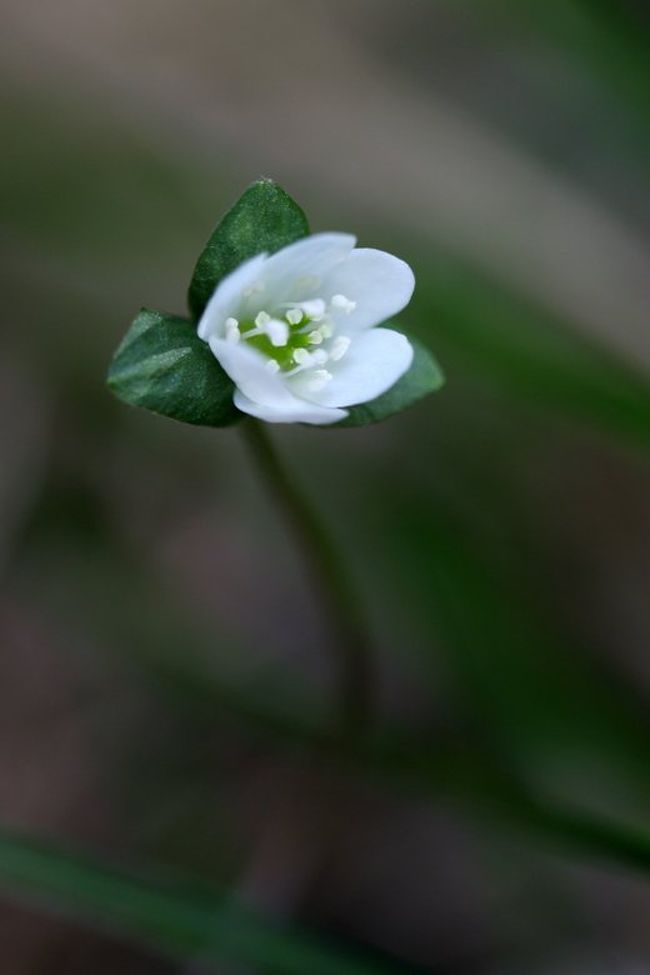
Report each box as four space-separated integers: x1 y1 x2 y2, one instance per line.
197 233 415 424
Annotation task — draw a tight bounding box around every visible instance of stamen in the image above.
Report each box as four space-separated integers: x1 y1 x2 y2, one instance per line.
286 308 303 326
298 320 333 339
284 348 314 378
266 359 280 374
265 318 289 347
307 329 324 345
330 336 351 361
300 299 326 321
225 317 240 343
331 294 356 314
241 311 287 344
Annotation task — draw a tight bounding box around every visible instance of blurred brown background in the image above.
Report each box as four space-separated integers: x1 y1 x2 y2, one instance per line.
1 2 649 973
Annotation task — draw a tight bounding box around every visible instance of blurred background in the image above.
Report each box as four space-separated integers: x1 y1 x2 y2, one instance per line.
1 1 649 972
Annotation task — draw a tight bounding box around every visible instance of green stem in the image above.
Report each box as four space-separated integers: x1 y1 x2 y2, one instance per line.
241 420 373 737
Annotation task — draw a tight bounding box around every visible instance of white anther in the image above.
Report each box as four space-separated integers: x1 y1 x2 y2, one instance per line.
311 349 329 366
255 311 271 328
319 323 333 339
330 336 351 361
307 369 333 392
241 310 281 342
265 359 280 374
308 329 324 345
285 347 314 378
300 299 326 321
331 294 356 314
265 318 289 347
225 318 241 343
286 308 303 326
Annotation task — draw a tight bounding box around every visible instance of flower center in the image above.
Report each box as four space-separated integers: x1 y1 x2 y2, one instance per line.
223 294 355 378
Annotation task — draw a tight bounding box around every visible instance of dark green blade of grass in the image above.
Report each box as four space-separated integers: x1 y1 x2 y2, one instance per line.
0 831 402 975
375 488 650 801
14 471 650 877
406 256 650 447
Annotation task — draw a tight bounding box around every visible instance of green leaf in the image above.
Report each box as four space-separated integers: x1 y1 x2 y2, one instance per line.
188 178 309 321
107 307 239 427
0 831 396 975
339 333 444 427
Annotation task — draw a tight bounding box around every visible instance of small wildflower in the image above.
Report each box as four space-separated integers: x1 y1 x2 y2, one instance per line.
197 234 415 424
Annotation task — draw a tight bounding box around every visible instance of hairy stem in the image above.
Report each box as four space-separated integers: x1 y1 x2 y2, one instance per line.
241 420 373 737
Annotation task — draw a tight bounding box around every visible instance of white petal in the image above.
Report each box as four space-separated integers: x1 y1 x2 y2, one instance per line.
197 252 268 340
210 337 348 425
296 328 413 408
258 233 356 305
209 337 300 410
322 249 415 331
233 390 347 425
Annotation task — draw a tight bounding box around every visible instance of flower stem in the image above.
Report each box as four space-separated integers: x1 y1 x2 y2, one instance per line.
241 420 373 738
